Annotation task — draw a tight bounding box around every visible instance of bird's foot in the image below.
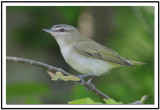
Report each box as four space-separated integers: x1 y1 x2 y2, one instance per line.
85 83 95 91
75 73 95 84
85 76 95 91
75 73 96 91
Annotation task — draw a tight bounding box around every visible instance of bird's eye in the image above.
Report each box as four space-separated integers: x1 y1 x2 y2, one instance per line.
59 28 65 32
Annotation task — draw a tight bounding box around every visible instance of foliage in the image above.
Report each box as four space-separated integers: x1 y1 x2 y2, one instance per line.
69 97 103 104
103 99 123 104
6 82 52 104
69 95 149 104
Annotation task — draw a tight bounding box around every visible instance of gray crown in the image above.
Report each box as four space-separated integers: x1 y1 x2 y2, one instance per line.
51 24 77 31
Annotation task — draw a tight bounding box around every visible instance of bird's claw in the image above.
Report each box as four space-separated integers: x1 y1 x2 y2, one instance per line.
76 73 96 91
85 82 95 91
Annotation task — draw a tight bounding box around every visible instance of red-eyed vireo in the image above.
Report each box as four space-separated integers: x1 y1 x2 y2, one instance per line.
42 24 144 78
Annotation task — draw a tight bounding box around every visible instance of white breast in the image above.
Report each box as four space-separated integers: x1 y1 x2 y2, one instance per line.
60 44 113 76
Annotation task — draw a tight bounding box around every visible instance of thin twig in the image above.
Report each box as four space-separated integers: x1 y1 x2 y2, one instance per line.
6 56 111 99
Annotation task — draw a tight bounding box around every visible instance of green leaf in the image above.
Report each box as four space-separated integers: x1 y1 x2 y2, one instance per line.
103 99 123 104
68 97 102 104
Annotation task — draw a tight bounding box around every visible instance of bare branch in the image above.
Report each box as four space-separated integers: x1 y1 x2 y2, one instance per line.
130 95 150 104
6 56 111 99
7 56 148 104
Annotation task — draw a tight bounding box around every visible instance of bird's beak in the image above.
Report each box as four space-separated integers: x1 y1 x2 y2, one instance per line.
42 29 52 33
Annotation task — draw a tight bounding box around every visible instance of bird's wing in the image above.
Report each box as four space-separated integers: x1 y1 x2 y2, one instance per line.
74 42 131 66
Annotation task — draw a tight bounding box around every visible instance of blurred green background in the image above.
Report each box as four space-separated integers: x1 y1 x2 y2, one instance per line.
6 6 154 104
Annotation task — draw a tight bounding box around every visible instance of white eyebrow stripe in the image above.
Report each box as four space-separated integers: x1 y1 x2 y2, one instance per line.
51 27 63 30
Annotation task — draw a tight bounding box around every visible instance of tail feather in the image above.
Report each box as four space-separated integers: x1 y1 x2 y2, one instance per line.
129 60 145 66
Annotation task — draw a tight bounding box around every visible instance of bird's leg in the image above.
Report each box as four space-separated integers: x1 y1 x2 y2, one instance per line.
86 76 95 91
76 73 95 84
87 76 95 84
77 73 96 91
75 73 95 85
76 77 85 85
77 73 95 78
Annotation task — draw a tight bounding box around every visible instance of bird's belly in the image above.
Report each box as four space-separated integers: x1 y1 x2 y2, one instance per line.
61 46 113 76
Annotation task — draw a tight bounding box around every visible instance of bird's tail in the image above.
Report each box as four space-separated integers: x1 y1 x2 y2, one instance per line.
129 60 145 66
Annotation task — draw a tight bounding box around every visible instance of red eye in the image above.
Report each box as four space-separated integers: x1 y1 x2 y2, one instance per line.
59 28 65 32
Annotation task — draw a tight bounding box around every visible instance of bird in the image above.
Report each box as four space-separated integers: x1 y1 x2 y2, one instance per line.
42 24 144 83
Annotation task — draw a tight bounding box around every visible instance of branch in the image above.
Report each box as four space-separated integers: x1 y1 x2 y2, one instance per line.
6 56 111 99
6 56 149 104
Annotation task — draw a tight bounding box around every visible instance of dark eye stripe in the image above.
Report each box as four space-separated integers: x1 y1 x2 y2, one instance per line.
59 28 65 32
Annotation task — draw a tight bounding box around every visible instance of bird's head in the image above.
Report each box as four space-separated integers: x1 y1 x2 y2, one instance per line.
42 24 79 38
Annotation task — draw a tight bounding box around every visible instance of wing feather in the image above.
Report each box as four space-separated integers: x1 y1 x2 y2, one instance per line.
74 42 131 66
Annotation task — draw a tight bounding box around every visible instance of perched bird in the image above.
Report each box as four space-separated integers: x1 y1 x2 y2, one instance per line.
42 24 144 81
